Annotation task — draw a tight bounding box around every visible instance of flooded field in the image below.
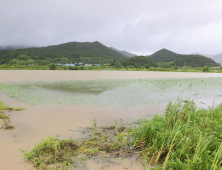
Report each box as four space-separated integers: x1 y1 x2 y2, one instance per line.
1 70 222 170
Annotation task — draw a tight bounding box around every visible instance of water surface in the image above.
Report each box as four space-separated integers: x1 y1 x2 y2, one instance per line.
1 70 222 169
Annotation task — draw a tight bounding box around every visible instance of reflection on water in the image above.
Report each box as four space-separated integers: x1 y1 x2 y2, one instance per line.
1 78 222 107
0 91 164 170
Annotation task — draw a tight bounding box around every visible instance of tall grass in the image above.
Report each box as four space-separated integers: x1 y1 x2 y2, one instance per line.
133 100 222 169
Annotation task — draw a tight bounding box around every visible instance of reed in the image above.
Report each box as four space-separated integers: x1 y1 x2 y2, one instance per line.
133 100 222 169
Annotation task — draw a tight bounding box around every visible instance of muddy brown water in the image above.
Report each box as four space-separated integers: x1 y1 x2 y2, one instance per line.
1 70 222 170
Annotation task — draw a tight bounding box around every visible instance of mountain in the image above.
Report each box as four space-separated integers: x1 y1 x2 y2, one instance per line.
109 47 136 58
0 41 128 64
148 49 220 67
193 52 222 66
148 48 181 62
211 53 222 66
192 53 213 58
0 45 32 51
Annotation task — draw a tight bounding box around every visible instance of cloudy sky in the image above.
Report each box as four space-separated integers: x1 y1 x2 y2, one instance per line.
1 0 222 55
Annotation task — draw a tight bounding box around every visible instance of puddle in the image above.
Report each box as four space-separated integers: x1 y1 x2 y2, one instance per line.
86 155 140 170
0 91 164 170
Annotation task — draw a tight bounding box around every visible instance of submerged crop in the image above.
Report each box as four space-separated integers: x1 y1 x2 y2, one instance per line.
1 78 222 107
0 101 23 129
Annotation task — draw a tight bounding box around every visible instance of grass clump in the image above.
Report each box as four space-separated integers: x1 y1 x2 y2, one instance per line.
24 137 79 169
0 101 23 129
133 100 222 169
23 121 133 169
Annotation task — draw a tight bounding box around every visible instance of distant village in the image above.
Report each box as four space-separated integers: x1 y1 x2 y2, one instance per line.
57 62 101 66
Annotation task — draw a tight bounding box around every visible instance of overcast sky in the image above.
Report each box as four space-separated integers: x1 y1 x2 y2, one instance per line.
1 0 222 55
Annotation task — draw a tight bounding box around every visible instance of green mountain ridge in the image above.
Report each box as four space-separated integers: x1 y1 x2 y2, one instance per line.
0 41 127 65
0 41 220 68
194 52 222 66
148 49 220 67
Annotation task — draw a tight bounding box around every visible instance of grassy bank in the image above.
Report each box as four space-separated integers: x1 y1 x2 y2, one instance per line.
0 101 23 129
24 100 222 169
0 64 222 73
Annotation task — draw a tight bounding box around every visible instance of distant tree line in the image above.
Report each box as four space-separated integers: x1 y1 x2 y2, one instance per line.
110 56 157 68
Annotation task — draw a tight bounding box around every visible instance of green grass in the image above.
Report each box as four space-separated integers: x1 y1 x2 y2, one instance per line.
24 100 222 169
0 101 24 129
23 121 133 169
133 100 222 169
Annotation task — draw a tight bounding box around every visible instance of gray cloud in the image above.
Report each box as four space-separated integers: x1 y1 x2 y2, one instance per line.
1 0 222 55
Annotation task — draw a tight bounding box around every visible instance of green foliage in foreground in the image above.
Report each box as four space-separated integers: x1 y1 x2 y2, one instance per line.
133 101 222 169
24 100 222 169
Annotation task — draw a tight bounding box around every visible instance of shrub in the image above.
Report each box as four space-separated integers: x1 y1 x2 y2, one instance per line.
144 64 150 69
49 64 56 70
202 66 210 72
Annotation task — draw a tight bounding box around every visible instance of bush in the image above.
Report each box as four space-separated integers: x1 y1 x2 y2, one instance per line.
114 63 123 69
202 66 210 72
72 66 80 70
173 66 178 70
49 64 56 70
144 64 150 69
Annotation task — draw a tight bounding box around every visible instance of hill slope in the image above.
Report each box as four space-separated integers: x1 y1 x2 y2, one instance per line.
109 47 136 58
148 49 220 67
148 49 181 62
0 41 127 64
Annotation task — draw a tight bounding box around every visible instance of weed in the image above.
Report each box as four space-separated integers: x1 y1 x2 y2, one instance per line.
0 101 24 130
133 100 222 169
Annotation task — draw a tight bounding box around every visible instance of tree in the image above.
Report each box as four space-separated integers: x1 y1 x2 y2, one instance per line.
59 57 69 64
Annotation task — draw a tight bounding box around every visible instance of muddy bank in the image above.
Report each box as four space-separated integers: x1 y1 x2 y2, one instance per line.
1 70 222 82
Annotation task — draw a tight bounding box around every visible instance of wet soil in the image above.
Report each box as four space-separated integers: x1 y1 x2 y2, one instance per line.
1 70 222 82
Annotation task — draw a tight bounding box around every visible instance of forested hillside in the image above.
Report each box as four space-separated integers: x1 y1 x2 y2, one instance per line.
0 41 127 65
148 49 220 67
111 56 157 68
148 49 181 62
